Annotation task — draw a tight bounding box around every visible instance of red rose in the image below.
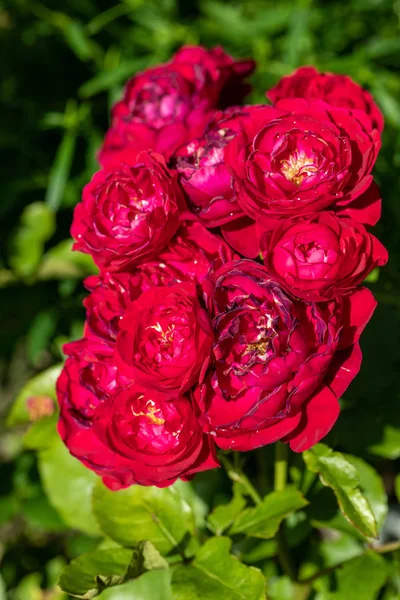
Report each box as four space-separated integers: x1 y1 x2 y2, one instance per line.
267 66 383 133
224 100 380 226
200 260 376 452
173 108 247 226
172 46 255 108
99 46 254 168
59 337 129 420
261 212 388 301
98 65 212 167
93 388 218 489
58 379 218 489
116 283 213 394
84 222 234 343
71 153 182 271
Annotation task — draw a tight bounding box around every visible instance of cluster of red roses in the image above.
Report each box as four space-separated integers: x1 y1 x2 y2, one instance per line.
57 47 388 490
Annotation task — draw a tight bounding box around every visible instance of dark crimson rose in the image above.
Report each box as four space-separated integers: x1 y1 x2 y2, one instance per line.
200 260 376 452
224 100 380 226
116 283 213 394
58 379 218 490
84 222 234 343
71 153 182 271
267 66 383 133
59 337 130 422
220 216 260 259
261 212 388 301
173 108 247 226
172 46 255 108
99 46 255 167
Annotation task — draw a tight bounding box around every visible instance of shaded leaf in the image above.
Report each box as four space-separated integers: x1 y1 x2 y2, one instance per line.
331 551 389 600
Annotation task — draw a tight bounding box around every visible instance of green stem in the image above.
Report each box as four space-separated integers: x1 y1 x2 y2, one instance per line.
220 454 262 505
274 442 297 580
274 441 288 491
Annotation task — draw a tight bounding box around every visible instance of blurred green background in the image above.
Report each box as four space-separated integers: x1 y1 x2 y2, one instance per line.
1 0 400 598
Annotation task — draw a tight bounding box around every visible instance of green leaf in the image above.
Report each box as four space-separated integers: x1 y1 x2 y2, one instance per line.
92 480 195 554
7 364 62 426
395 474 400 503
330 551 389 600
303 444 378 538
23 413 59 450
99 570 172 600
0 494 19 526
0 575 6 600
208 484 246 535
39 437 100 536
59 541 168 599
45 126 77 211
171 537 266 600
172 480 208 529
21 492 67 532
345 455 388 531
27 309 58 365
267 575 296 600
230 488 308 539
9 202 56 279
38 239 98 280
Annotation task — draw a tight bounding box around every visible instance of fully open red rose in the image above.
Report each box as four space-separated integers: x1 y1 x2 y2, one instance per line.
116 283 213 394
58 378 218 489
224 100 380 226
200 260 376 452
261 212 388 301
84 222 234 343
99 46 254 167
71 153 182 271
173 108 247 226
266 66 383 132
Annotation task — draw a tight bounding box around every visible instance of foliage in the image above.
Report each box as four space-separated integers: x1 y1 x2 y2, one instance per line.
1 0 400 598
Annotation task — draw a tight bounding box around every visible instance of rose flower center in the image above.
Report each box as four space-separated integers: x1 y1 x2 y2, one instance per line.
280 151 318 186
131 398 165 426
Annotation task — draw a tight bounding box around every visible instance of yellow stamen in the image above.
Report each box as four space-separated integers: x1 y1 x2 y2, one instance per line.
281 151 318 186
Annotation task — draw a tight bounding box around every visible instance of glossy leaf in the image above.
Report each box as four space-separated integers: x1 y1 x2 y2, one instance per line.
230 488 308 539
92 480 195 554
208 484 246 535
171 537 266 600
59 541 168 598
99 570 172 600
303 444 378 538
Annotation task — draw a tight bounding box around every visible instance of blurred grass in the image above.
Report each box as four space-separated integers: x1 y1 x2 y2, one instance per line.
0 0 400 595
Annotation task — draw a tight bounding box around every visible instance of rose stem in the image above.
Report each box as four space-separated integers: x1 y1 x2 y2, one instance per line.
274 442 297 580
220 454 262 505
274 441 288 492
